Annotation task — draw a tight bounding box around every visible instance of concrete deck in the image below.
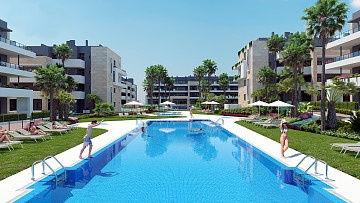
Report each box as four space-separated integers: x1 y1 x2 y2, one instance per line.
0 113 359 202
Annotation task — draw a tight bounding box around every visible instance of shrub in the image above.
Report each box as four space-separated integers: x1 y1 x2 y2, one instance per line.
349 115 360 133
0 113 27 122
321 130 360 141
31 110 50 120
300 120 321 134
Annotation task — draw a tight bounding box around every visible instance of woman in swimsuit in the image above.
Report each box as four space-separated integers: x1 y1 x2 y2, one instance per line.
0 126 11 142
280 119 288 158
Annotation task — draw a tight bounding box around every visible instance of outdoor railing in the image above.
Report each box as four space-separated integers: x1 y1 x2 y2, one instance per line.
328 50 360 64
0 61 23 70
0 36 32 51
329 26 360 43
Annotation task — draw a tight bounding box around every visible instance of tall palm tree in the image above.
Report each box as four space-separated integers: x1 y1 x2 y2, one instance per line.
155 65 168 107
193 65 206 99
63 76 77 120
267 34 285 69
282 32 313 117
203 59 217 93
34 65 66 121
144 65 158 105
164 76 175 101
302 0 348 131
54 44 73 68
218 73 229 96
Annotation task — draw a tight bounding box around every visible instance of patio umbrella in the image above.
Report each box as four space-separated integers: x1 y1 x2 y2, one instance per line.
249 101 268 115
201 101 212 105
124 101 144 115
160 101 175 105
265 100 294 119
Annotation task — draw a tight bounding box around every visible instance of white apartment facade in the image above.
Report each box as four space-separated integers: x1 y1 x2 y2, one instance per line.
0 19 35 117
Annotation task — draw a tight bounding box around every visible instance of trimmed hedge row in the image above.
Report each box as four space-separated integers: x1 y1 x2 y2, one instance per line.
31 110 50 120
309 101 359 111
0 113 27 122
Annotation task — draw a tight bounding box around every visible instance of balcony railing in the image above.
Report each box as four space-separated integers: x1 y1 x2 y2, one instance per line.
0 61 24 70
328 50 360 64
329 26 360 43
0 36 32 51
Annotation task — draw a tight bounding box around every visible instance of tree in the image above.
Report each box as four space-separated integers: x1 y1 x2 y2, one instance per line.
326 77 356 129
218 73 229 96
94 103 115 116
57 91 76 119
251 66 279 102
193 65 206 99
154 65 168 106
144 65 158 105
86 94 103 111
34 65 66 121
164 76 175 101
203 59 217 92
282 32 313 117
302 0 348 131
267 33 285 72
63 76 77 120
54 44 72 68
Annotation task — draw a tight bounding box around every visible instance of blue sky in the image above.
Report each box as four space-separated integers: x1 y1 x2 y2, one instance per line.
1 0 359 103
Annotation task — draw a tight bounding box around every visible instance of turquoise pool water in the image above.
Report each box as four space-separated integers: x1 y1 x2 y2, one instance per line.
17 120 344 202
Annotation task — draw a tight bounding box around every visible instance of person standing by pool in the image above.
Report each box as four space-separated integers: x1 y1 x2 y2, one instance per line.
79 119 103 159
279 119 289 158
189 105 194 118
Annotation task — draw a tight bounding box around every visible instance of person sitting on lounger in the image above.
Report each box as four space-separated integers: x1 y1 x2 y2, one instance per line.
28 122 46 135
52 121 68 129
0 126 11 142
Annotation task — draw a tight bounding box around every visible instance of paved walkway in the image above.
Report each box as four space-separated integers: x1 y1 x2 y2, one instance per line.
0 113 359 202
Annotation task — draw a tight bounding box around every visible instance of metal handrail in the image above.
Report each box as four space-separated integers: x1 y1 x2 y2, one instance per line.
315 159 329 179
293 155 316 180
302 159 318 183
215 118 224 125
43 155 67 179
31 160 57 183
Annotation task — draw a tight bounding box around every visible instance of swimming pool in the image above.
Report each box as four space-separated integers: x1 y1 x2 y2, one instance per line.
16 120 344 202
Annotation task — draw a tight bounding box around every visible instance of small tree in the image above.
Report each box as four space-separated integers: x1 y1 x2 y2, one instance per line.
86 94 102 112
218 73 229 96
94 103 115 116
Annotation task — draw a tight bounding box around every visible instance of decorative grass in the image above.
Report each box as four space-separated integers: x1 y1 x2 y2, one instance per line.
237 121 360 179
0 128 107 180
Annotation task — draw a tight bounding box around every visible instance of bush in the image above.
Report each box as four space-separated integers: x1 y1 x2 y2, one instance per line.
349 115 360 133
0 113 27 122
300 120 321 134
321 130 360 141
31 110 50 120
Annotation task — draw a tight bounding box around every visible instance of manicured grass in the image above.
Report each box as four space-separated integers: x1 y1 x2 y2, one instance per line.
78 115 186 122
237 121 360 179
0 128 107 180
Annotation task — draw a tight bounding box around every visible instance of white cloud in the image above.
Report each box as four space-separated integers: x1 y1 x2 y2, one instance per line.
351 0 360 8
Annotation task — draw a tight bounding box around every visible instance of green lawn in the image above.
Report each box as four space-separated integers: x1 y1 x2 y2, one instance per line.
237 121 360 179
0 128 107 180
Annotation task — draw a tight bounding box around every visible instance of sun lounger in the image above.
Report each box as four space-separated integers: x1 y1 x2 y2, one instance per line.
260 120 281 128
0 141 24 151
342 146 360 158
8 131 46 142
17 128 52 139
55 121 75 130
37 125 68 135
330 142 360 151
253 118 272 125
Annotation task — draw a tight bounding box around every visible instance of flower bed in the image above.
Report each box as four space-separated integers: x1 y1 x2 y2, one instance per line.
221 113 250 117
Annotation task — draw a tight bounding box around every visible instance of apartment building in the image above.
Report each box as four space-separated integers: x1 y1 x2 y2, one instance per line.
147 76 238 109
11 40 137 113
234 33 347 108
0 19 36 117
325 10 360 102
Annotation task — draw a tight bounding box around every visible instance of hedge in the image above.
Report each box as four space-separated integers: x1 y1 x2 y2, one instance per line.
31 110 50 120
0 113 27 122
309 101 359 111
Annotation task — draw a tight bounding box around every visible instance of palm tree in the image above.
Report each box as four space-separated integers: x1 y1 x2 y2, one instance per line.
58 91 76 119
164 76 175 101
193 65 206 99
302 0 348 131
326 77 356 129
34 65 66 121
203 59 217 92
267 34 285 69
63 76 77 120
144 66 158 105
218 73 229 96
154 65 167 107
251 66 279 103
282 32 313 117
86 94 103 111
54 44 72 68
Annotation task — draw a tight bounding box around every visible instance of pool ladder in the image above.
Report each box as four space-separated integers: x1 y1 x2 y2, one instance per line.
293 155 328 190
136 118 144 126
215 118 224 125
31 155 67 186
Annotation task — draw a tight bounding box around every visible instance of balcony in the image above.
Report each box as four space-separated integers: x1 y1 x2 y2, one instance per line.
0 86 33 98
326 50 360 70
114 66 126 76
235 60 248 80
71 75 85 84
0 61 36 77
52 59 85 69
0 36 35 58
327 27 360 50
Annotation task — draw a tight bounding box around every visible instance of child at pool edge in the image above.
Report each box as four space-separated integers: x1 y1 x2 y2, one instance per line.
79 119 103 159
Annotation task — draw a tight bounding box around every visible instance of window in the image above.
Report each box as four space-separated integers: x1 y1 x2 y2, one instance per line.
10 99 17 111
114 88 116 93
243 80 246 86
244 94 246 100
113 60 116 67
78 53 85 60
114 102 116 107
